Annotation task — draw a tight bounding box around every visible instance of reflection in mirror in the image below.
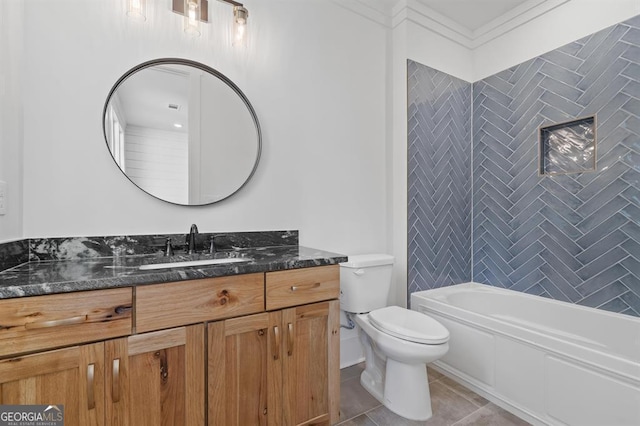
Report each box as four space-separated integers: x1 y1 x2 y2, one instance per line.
103 58 261 205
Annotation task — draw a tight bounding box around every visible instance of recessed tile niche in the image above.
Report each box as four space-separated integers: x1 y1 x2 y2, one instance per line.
539 116 596 176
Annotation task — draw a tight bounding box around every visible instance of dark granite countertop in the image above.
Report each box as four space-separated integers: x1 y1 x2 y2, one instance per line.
0 245 348 299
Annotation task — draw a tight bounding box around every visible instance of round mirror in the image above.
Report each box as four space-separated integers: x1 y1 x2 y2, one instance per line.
103 58 261 205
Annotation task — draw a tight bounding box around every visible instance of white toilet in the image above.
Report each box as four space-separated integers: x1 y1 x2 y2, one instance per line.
340 254 449 421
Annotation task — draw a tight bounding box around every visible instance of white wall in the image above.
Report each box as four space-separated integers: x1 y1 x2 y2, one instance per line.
473 0 640 80
17 0 389 256
0 0 24 242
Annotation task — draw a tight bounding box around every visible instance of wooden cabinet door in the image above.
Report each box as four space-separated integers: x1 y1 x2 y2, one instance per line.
208 313 278 426
105 325 205 426
281 300 340 426
0 343 105 426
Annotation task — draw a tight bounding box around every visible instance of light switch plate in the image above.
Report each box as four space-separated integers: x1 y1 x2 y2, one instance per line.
0 181 6 215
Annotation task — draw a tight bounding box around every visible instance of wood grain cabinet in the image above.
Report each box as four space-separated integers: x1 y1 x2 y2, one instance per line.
0 265 341 426
208 266 340 426
0 342 106 426
0 287 133 426
105 325 205 426
279 300 340 426
208 313 271 425
0 327 205 426
0 287 132 358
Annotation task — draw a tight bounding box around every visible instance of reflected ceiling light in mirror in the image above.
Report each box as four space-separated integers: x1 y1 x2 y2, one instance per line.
126 0 147 21
173 123 183 128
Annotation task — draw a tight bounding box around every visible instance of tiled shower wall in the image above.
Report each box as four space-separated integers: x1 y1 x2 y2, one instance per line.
408 16 640 316
407 61 472 295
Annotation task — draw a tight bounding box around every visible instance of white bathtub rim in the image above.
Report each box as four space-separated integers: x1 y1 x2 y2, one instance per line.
412 283 640 386
413 281 640 358
416 282 639 324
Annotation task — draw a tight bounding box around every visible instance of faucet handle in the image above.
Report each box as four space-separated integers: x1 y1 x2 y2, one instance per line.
209 236 216 254
165 237 174 257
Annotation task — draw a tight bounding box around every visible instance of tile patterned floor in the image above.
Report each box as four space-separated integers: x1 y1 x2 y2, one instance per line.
338 364 531 426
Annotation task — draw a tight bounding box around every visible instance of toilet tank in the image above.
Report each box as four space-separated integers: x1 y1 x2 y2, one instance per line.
339 254 395 314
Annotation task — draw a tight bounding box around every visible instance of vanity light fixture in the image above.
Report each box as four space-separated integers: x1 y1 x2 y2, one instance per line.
171 0 249 45
126 0 147 21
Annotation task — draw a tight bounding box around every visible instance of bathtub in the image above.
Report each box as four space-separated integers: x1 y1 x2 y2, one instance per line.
411 282 640 426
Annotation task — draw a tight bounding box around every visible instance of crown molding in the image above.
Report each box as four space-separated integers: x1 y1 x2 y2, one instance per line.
330 0 392 28
471 0 570 47
338 0 571 49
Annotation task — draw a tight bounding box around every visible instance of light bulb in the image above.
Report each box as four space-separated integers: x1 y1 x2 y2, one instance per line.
233 6 248 47
127 0 146 21
184 0 201 36
188 2 197 24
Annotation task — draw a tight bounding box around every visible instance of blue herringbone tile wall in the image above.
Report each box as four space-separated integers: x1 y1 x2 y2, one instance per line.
408 60 472 302
473 16 640 316
408 16 639 316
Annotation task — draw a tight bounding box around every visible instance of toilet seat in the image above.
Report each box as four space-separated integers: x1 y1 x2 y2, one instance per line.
368 306 449 344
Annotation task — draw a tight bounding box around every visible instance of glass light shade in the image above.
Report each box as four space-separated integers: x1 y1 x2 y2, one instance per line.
184 0 201 36
232 6 248 47
127 0 147 21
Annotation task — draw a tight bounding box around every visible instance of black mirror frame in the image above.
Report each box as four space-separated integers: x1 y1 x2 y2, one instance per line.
102 58 262 206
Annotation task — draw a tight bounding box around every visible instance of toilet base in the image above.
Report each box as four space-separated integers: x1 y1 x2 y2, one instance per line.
360 359 433 421
360 369 384 403
384 359 433 420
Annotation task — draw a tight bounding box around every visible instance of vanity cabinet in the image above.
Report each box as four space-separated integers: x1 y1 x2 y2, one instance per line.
0 327 205 426
105 325 205 426
135 274 264 333
0 287 132 426
0 342 106 426
280 300 340 426
0 287 132 358
207 313 271 425
0 265 340 426
208 266 340 426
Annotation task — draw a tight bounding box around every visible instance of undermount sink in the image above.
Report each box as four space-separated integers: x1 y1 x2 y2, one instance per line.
139 257 252 271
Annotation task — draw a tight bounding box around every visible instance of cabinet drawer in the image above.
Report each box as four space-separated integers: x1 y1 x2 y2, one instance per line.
266 265 340 311
136 273 264 333
0 287 132 358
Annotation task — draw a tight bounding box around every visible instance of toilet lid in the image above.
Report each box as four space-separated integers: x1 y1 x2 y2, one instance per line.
368 306 449 344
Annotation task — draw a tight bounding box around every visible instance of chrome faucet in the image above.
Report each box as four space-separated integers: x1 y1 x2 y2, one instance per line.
186 224 199 254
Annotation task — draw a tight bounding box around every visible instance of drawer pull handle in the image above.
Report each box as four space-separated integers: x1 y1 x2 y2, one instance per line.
25 315 87 330
112 358 121 403
287 322 294 356
87 363 96 410
290 282 320 292
272 326 280 360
